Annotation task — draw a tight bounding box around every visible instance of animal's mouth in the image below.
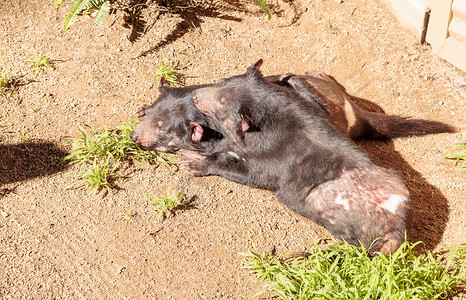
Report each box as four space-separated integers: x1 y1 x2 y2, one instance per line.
200 126 224 141
189 122 204 142
135 142 173 154
189 122 224 142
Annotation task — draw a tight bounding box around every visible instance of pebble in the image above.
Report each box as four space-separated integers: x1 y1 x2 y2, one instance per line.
1 211 9 218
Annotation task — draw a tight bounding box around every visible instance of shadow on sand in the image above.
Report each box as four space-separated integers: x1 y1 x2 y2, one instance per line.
349 95 452 251
0 141 69 190
135 0 301 57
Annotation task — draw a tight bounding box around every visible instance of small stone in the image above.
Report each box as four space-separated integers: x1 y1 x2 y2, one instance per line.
1 211 9 218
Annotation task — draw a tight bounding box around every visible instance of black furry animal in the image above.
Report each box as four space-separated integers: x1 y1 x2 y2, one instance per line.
130 72 456 155
130 78 222 153
129 75 306 154
182 60 412 254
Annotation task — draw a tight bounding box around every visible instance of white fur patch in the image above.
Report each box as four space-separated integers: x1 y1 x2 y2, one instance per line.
335 195 350 210
380 195 405 214
227 151 240 160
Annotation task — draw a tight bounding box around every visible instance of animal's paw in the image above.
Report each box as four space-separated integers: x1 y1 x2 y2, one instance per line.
178 149 209 176
135 104 148 120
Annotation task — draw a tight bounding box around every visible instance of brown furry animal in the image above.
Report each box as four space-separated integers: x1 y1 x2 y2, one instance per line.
280 71 457 140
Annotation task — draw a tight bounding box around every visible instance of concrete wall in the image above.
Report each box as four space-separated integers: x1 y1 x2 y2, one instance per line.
380 0 427 38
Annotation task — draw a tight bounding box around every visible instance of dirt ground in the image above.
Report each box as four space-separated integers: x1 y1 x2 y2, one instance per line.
0 0 465 298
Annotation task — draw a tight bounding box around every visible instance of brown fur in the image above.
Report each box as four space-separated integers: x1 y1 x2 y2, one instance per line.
282 71 457 140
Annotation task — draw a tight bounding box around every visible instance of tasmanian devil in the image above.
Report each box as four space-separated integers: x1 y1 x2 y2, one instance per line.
131 77 278 153
129 78 222 153
129 74 320 155
130 72 455 155
182 59 412 255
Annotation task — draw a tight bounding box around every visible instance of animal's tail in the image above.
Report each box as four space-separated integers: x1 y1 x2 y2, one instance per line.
361 111 458 139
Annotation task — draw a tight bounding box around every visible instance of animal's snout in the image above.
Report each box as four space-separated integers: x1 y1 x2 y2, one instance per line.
130 130 139 143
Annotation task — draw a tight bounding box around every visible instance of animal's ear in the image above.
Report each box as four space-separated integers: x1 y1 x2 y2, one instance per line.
253 59 263 70
247 59 263 75
239 104 260 131
189 122 204 141
240 114 252 132
278 73 294 84
159 77 169 92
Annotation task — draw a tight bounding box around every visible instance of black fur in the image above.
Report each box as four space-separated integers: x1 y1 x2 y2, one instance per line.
130 83 222 153
187 61 411 254
130 71 456 155
129 75 314 155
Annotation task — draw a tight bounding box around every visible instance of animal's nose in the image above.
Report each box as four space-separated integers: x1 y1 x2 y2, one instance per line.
130 130 139 143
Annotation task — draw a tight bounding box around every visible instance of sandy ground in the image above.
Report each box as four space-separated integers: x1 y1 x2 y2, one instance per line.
0 0 465 298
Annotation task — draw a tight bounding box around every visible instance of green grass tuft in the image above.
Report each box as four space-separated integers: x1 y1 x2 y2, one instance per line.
0 123 14 132
0 69 21 102
64 122 174 193
24 53 53 75
444 135 466 169
121 211 134 219
252 0 271 20
148 189 185 219
156 59 181 87
0 69 13 97
56 0 111 30
75 156 121 193
90 0 110 27
53 0 67 7
242 240 466 299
